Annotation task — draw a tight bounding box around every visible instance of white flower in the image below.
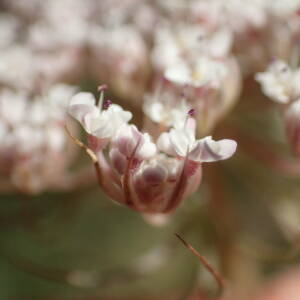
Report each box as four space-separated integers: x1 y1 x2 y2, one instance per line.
165 57 227 88
68 92 132 139
157 118 237 162
255 60 300 103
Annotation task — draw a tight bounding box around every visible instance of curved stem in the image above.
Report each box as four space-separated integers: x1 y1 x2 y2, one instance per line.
65 126 123 202
175 233 226 296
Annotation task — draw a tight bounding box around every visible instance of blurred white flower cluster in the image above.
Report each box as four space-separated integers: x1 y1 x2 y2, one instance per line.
256 60 300 156
0 85 76 193
0 0 300 202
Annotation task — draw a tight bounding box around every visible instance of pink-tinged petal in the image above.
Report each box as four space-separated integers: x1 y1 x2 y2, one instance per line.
116 125 140 158
114 125 156 161
142 164 168 185
184 160 201 177
87 134 108 152
199 136 237 162
130 125 143 142
109 148 127 175
97 152 124 203
183 164 202 197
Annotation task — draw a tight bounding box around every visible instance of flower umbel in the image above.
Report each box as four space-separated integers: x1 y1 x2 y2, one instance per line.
68 91 237 214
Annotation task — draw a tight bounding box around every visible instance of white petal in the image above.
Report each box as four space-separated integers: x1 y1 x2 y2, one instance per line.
157 132 176 156
115 124 138 157
137 133 157 159
68 92 97 124
198 136 237 162
169 128 191 156
89 110 113 137
143 101 165 124
164 62 191 85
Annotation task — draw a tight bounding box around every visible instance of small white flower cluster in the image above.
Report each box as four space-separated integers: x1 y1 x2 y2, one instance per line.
256 60 300 156
152 23 232 88
256 60 300 104
68 89 237 213
0 84 77 193
159 0 300 73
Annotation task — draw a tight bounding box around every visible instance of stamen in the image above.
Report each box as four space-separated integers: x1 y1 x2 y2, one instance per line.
184 108 195 129
103 100 112 110
97 84 108 92
188 108 196 117
96 84 108 107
